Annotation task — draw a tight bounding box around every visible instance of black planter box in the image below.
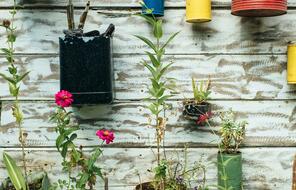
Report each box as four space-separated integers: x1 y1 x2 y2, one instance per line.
59 36 114 104
183 101 211 120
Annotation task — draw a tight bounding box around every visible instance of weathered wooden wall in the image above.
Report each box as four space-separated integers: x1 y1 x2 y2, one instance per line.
0 0 296 189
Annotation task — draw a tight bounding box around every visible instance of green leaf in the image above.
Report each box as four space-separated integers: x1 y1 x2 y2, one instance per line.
3 152 27 190
158 62 173 80
77 173 89 188
61 141 71 158
145 51 160 67
8 34 16 43
160 31 180 52
153 20 163 39
16 71 30 83
9 82 19 97
0 73 15 84
69 133 77 141
143 61 157 79
148 104 158 115
92 166 103 179
8 66 17 75
134 35 157 53
87 147 102 171
1 48 11 54
150 78 159 90
158 95 172 104
64 126 79 136
156 87 165 98
41 174 51 190
56 134 65 151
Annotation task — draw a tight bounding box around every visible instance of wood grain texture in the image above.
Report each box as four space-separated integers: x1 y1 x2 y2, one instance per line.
0 54 294 100
0 147 294 190
0 9 294 54
1 0 296 8
1 101 296 147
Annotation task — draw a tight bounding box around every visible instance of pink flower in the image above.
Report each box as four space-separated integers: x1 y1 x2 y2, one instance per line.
196 112 212 125
55 90 74 108
96 130 115 144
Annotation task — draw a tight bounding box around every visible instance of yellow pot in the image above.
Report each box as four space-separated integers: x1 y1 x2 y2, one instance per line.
186 0 212 23
287 43 296 84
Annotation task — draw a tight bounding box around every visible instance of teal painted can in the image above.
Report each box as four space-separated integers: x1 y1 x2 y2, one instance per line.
217 152 242 190
142 0 165 17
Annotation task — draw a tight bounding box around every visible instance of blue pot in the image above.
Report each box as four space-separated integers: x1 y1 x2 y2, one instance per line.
142 0 165 17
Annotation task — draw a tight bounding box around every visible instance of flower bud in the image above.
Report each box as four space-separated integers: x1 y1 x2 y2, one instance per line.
2 19 10 28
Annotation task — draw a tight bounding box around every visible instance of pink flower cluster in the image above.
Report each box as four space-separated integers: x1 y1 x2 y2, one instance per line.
55 90 74 108
96 129 115 144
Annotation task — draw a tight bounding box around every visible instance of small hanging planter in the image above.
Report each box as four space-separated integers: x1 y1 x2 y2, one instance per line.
231 0 287 17
183 101 211 120
217 152 242 190
287 42 296 84
186 0 212 23
183 77 211 122
142 0 165 17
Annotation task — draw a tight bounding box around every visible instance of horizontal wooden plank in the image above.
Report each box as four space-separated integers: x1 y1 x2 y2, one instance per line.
1 0 296 8
1 100 296 148
0 9 293 54
0 147 294 189
0 54 293 100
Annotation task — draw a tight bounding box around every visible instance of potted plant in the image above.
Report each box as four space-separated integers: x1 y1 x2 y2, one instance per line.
135 147 211 190
183 77 211 123
186 0 212 23
217 110 247 190
141 0 165 17
287 42 296 84
134 7 180 189
60 1 115 104
231 0 287 17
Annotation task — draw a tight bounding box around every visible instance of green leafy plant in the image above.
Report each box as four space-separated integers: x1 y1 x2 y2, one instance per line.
2 152 26 190
135 7 179 162
135 8 179 189
191 77 211 103
0 0 36 189
219 110 247 154
51 91 114 190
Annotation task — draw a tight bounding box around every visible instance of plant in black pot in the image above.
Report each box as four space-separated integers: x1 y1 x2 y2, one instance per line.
183 77 211 123
217 110 247 190
60 1 115 105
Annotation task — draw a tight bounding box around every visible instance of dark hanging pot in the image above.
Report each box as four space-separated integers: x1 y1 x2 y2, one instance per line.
217 152 242 190
142 0 165 17
231 0 287 17
183 100 211 120
59 35 114 105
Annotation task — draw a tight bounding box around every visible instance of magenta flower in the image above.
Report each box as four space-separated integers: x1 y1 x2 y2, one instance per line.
196 112 212 125
55 90 74 108
96 129 115 144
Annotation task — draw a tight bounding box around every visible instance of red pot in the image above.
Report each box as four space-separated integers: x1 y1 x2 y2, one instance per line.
231 0 287 17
